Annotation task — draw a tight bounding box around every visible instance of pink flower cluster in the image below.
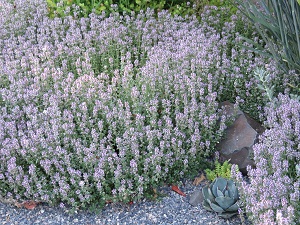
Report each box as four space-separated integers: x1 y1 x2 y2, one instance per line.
233 94 300 225
0 1 286 211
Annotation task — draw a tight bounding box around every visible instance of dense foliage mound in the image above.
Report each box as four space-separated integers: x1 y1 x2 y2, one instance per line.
0 0 296 217
233 94 300 225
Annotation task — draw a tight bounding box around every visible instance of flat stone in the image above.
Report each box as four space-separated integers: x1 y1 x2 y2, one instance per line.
220 147 256 174
218 114 257 155
217 101 265 175
244 113 265 134
189 189 203 207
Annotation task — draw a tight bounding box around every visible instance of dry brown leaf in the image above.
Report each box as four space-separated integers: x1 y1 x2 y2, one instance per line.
14 202 23 208
171 185 186 197
193 173 206 186
153 188 158 199
22 200 39 210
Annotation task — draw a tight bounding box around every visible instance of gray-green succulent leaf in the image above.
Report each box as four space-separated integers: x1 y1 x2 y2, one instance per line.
208 200 225 213
218 211 238 219
226 202 239 212
202 177 240 218
215 196 236 210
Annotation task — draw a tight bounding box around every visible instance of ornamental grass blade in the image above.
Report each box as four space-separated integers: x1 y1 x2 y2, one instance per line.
234 0 300 74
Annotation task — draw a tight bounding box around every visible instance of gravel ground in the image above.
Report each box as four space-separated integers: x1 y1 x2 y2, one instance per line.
0 180 251 225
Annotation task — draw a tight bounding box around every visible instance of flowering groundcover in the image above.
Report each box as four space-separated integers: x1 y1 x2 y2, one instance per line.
0 1 298 222
233 94 300 225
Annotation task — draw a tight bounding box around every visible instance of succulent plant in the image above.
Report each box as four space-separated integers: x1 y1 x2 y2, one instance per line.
202 177 239 219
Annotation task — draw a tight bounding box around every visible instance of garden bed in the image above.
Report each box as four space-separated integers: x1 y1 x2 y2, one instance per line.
0 0 299 224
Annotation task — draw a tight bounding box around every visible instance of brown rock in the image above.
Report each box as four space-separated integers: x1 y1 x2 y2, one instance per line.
217 101 265 175
219 114 257 155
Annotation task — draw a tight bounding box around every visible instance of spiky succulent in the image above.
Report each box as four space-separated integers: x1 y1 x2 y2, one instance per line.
202 177 239 219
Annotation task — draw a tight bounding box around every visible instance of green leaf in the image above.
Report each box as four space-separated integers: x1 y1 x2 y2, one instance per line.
98 5 106 11
257 84 265 91
47 0 58 8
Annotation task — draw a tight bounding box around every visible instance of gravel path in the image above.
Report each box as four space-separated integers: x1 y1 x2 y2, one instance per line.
0 180 251 225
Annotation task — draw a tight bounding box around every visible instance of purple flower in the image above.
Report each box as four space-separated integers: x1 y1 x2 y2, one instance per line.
28 164 36 175
0 1 287 213
233 94 300 224
130 159 138 173
7 157 16 174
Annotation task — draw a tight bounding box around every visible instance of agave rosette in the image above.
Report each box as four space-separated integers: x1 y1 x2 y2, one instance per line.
202 177 240 219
